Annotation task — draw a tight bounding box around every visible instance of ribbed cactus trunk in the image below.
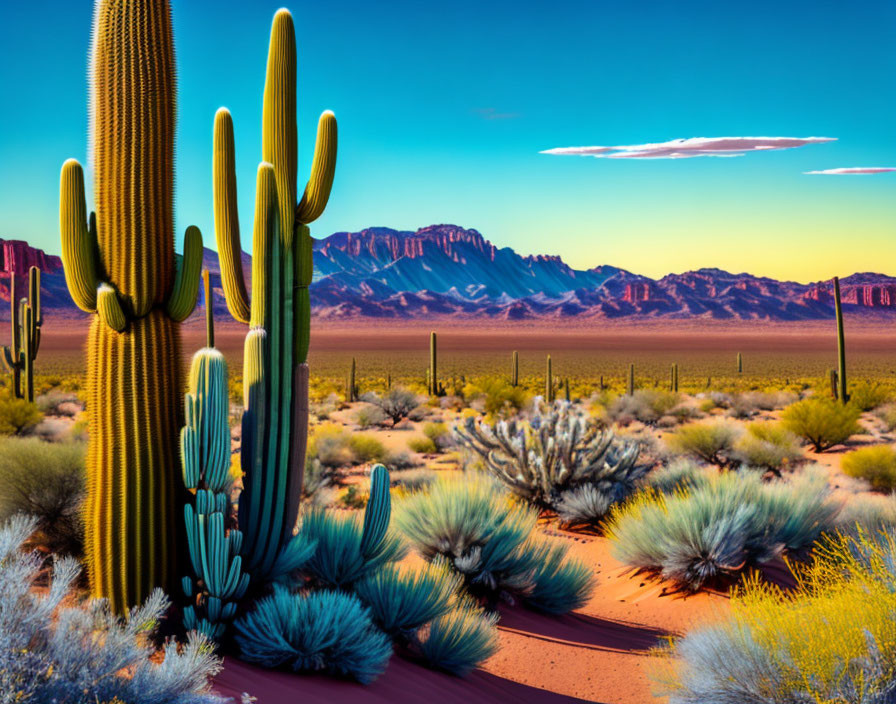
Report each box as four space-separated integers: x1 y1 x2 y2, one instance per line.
429 331 438 396
545 355 554 403
511 350 519 387
59 1 202 612
833 277 848 404
214 9 336 586
670 363 679 392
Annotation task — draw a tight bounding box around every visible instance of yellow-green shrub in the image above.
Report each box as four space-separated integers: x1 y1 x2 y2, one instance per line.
842 445 896 492
408 436 437 454
781 398 861 452
666 421 741 466
0 396 43 436
653 529 896 703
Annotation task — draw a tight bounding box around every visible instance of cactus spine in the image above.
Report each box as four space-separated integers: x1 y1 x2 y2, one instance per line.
737 352 743 374
181 274 248 639
545 355 554 402
214 9 336 584
2 267 42 402
627 363 635 396
59 1 203 611
511 350 519 387
833 277 848 404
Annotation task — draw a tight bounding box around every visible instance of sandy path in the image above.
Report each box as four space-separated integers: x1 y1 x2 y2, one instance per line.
214 529 724 704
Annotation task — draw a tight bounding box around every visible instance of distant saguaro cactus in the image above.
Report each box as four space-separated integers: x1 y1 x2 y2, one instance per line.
833 277 848 404
737 352 743 374
59 0 203 611
627 364 635 396
347 357 358 402
511 350 519 387
670 363 679 393
545 355 554 402
2 267 42 402
214 8 336 584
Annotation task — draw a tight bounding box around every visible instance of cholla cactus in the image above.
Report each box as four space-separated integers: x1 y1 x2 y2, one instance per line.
455 400 645 524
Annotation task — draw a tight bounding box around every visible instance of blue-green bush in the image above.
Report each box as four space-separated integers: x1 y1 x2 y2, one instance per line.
418 599 500 676
234 587 393 684
606 467 840 591
396 474 594 611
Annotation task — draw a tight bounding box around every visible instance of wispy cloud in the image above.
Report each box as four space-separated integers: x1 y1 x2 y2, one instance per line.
541 136 835 159
804 167 896 175
474 107 520 121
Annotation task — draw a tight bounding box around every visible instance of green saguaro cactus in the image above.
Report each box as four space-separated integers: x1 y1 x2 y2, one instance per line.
833 277 848 404
347 357 358 402
737 352 743 374
58 1 203 612
2 266 42 402
627 363 635 396
545 355 554 402
670 363 679 393
214 8 337 584
181 271 248 640
429 331 439 396
511 350 519 387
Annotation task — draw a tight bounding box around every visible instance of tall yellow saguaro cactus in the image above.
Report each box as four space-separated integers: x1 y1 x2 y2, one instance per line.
58 0 203 612
214 8 336 584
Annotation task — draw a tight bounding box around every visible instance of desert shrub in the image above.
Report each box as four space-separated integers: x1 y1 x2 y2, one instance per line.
417 599 500 676
355 404 388 429
36 389 81 416
666 421 741 467
423 421 451 449
653 529 896 703
782 399 862 452
697 398 717 414
348 433 387 464
354 563 460 637
307 423 355 468
383 450 421 470
391 468 437 493
732 421 803 474
605 468 839 591
0 516 224 703
361 388 420 426
234 587 392 684
407 436 437 454
461 377 527 416
837 494 896 533
300 507 406 588
395 474 594 611
848 381 891 412
0 396 43 436
303 458 336 505
455 400 646 526
875 403 896 432
0 438 86 555
606 389 681 425
647 460 714 495
841 445 896 492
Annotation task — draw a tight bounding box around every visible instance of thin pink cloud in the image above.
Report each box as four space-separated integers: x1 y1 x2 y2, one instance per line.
541 136 835 159
804 167 896 175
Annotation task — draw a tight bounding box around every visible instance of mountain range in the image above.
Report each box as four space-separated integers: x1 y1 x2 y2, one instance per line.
1 225 894 322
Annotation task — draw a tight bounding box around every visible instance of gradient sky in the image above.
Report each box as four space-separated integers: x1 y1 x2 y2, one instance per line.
0 0 894 282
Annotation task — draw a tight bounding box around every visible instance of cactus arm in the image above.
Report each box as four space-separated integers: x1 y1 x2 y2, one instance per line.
167 225 203 322
29 267 41 327
1 346 14 373
203 269 215 349
360 464 391 558
97 283 127 332
262 9 297 250
213 108 251 325
59 159 98 313
296 111 337 224
22 305 34 402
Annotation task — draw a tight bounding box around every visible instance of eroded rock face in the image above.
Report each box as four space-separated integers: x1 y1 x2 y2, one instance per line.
5 226 896 321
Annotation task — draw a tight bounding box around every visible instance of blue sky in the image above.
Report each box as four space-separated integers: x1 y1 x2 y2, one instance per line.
0 0 894 281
